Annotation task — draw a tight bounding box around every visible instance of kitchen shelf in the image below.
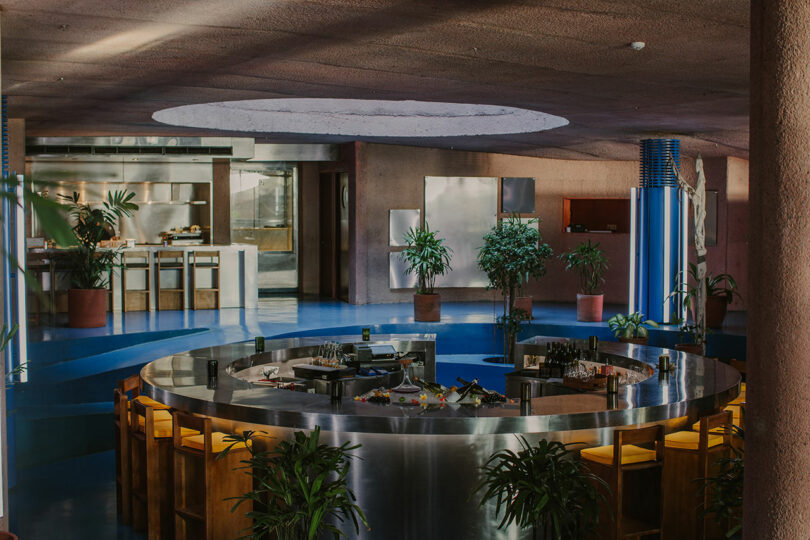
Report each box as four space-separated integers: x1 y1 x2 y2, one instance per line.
562 197 630 234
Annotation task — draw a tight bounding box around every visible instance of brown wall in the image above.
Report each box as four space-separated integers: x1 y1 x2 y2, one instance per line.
212 159 231 245
350 143 749 308
353 142 638 305
298 162 321 295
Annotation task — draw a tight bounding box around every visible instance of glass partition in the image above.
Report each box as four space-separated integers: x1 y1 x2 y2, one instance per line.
230 162 298 290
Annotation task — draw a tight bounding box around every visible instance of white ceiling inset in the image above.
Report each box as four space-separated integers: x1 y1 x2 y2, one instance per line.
152 98 568 138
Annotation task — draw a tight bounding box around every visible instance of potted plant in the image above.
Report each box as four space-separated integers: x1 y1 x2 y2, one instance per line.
474 437 607 540
559 240 608 322
222 426 369 539
675 323 705 354
607 312 659 345
60 190 138 328
672 263 742 328
703 425 744 538
400 222 452 321
478 215 553 363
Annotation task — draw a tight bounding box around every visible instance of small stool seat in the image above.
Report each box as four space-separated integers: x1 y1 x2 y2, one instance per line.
665 430 723 451
580 444 657 466
181 431 251 453
140 418 198 438
724 404 742 425
129 395 171 410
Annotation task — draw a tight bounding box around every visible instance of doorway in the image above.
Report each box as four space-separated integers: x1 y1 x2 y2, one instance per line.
319 172 349 301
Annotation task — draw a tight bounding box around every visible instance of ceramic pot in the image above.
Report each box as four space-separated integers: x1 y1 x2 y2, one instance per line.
675 343 705 355
413 293 440 322
0 532 19 540
68 288 107 328
619 336 648 345
576 294 604 322
706 295 729 328
513 296 533 319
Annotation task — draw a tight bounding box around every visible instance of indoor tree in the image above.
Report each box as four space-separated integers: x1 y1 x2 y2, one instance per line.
477 215 553 363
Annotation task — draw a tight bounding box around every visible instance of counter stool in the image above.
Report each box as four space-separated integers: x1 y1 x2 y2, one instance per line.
580 425 665 539
26 252 53 323
190 251 220 310
172 412 252 539
663 411 733 540
122 251 151 312
156 250 186 311
130 399 196 539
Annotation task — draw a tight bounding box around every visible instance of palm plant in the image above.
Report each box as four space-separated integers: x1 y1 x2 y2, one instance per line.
474 437 607 540
59 190 138 289
672 262 742 311
559 240 608 295
478 215 553 362
222 426 369 540
400 222 452 294
607 312 659 340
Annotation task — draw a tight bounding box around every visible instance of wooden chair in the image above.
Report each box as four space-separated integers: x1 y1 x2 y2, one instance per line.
173 412 252 539
663 411 733 540
156 250 186 311
190 251 220 310
581 425 665 539
122 250 151 312
130 399 192 539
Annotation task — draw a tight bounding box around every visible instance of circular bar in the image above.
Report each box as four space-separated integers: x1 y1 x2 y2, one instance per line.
141 334 740 540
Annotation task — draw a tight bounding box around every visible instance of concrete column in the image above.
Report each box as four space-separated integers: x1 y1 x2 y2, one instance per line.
746 1 810 538
211 159 231 245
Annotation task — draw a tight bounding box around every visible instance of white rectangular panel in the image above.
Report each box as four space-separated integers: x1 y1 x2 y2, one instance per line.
389 252 418 289
389 209 421 247
424 176 498 288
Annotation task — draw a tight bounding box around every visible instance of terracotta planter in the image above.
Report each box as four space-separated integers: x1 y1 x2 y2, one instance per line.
576 294 604 322
675 343 705 355
0 532 19 540
619 336 648 345
513 296 533 319
706 295 729 328
68 288 108 328
413 293 440 322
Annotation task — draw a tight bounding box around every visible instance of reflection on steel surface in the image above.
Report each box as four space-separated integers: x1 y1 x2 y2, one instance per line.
388 208 421 247
389 252 418 289
424 176 497 288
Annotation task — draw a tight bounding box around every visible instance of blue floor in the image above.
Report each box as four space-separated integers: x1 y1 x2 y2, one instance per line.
10 298 747 539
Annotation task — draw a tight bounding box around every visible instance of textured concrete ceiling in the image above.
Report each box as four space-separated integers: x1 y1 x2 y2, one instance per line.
2 0 749 160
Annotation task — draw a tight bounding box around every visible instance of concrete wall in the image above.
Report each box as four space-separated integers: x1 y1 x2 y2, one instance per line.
298 162 320 295
351 143 750 308
353 142 639 305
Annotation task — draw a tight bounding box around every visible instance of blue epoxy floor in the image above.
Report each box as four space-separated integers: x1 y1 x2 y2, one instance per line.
10 297 747 539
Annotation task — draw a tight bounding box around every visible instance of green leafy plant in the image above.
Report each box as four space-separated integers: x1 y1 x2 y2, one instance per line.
703 424 744 538
474 437 607 540
607 312 659 340
671 263 742 311
678 323 705 345
399 222 452 294
222 426 369 540
477 215 553 362
58 190 138 289
559 240 608 295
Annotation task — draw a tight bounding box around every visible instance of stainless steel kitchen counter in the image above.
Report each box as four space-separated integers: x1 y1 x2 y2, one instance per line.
141 335 740 435
140 334 741 540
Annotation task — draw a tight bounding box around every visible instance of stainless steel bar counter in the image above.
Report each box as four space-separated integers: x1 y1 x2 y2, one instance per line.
141 334 741 540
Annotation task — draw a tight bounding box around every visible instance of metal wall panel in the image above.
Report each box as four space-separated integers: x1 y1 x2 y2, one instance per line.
424 176 497 288
389 252 418 289
388 209 420 247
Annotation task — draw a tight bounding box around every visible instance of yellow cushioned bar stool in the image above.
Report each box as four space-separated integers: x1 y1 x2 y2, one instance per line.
581 425 665 540
115 374 144 525
172 412 252 540
663 410 733 540
129 399 185 540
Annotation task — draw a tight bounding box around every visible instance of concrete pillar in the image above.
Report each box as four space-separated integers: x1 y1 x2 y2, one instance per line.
746 1 810 538
211 159 231 245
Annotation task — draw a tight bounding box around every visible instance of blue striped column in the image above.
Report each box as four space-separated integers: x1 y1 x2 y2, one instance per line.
629 139 688 323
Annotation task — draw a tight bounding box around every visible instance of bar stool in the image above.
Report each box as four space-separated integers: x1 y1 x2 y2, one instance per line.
580 425 665 540
122 251 151 312
116 375 172 526
190 251 220 310
172 412 252 539
26 252 53 323
663 411 733 540
156 250 186 311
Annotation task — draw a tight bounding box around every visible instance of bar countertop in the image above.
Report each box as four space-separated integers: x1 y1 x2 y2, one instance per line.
141 334 741 435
